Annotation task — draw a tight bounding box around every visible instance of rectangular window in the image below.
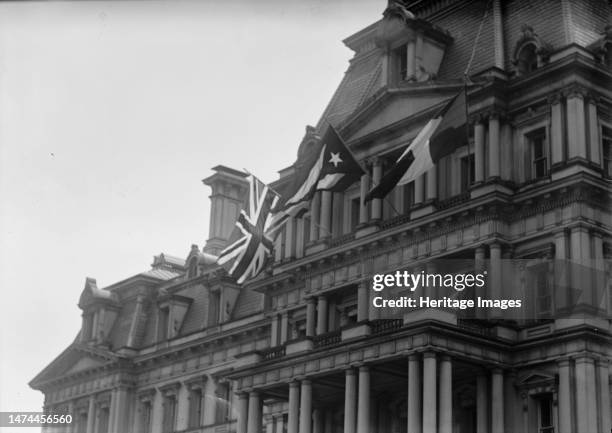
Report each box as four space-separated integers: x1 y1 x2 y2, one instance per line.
527 128 548 179
98 407 110 433
395 44 408 81
158 307 169 341
215 383 230 424
188 389 203 428
162 395 177 433
304 216 311 244
350 197 360 231
603 126 612 177
83 313 95 341
209 291 220 327
460 154 475 192
403 181 415 212
141 401 152 433
537 394 554 432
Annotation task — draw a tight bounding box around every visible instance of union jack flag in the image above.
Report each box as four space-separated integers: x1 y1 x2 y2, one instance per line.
217 174 279 284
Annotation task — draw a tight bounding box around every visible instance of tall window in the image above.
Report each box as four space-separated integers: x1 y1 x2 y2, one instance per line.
97 406 110 433
395 44 408 80
188 388 203 428
527 128 548 179
162 395 177 433
140 401 153 433
83 313 95 341
209 291 221 326
603 126 612 177
215 382 230 424
158 307 170 341
460 154 475 192
536 393 554 433
350 197 360 231
517 44 538 75
403 181 415 212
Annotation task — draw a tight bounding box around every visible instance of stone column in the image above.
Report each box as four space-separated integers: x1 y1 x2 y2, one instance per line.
357 281 369 322
575 356 597 433
570 225 591 305
275 415 285 433
356 367 371 433
414 175 424 205
280 313 289 344
359 173 370 224
492 0 505 69
319 191 332 239
86 396 96 433
299 381 312 433
490 243 502 318
309 192 321 242
566 87 587 160
557 359 572 433
475 246 486 319
550 93 565 165
236 393 249 433
288 382 300 433
344 369 357 433
426 166 437 201
474 119 486 182
407 355 422 433
587 97 601 165
476 373 488 433
306 298 316 337
406 41 416 79
491 369 504 433
422 352 437 433
597 359 611 433
554 230 569 310
316 296 328 335
371 160 383 220
285 218 295 259
271 314 279 346
439 356 452 433
175 385 189 431
247 392 262 433
312 409 323 433
488 113 501 179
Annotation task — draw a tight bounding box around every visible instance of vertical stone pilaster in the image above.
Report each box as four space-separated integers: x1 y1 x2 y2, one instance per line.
422 352 437 433
371 160 383 220
306 298 316 337
474 119 486 182
414 175 424 205
357 281 369 322
407 355 422 433
356 367 370 433
549 93 565 165
488 113 501 179
310 192 321 242
476 372 488 433
566 87 587 160
426 166 437 201
491 369 504 433
288 382 300 433
316 296 328 335
597 359 611 433
247 392 262 433
575 356 597 433
493 0 505 69
344 369 357 433
299 381 312 433
439 356 452 433
557 359 572 433
236 393 249 433
359 173 370 224
319 191 332 239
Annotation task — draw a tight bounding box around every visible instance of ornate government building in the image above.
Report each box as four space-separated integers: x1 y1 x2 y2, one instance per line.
31 1 612 433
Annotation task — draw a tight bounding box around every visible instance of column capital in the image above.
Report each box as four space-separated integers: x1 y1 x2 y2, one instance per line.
563 84 587 99
289 380 301 389
484 108 507 122
344 367 356 375
408 353 421 361
422 351 437 360
440 354 452 363
547 92 563 105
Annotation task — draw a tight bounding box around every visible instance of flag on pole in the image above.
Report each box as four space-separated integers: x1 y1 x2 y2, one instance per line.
217 174 279 284
267 125 364 234
365 90 467 202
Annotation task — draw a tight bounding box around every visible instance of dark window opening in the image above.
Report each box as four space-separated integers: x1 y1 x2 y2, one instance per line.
215 383 230 424
188 389 203 428
158 307 170 341
350 197 360 231
537 393 554 432
518 44 538 75
162 395 177 433
460 154 475 192
395 44 408 80
603 127 612 177
209 291 221 327
141 401 152 433
403 181 415 212
528 128 548 179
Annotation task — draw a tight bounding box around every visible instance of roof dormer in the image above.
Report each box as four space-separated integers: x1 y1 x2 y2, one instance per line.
78 278 120 346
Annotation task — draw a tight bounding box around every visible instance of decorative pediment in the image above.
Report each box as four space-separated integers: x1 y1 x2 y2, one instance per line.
64 356 105 375
517 371 555 388
78 277 118 309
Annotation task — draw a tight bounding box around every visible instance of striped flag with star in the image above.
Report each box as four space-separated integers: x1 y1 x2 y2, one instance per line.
267 125 365 235
217 174 279 284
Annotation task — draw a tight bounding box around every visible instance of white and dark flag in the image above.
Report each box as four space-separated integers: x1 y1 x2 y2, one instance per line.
365 90 467 201
217 174 279 284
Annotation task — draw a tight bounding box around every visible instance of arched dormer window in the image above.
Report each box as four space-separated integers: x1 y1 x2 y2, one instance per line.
512 25 551 77
517 43 538 75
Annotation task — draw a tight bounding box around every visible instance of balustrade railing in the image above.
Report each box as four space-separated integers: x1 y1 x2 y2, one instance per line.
312 330 341 348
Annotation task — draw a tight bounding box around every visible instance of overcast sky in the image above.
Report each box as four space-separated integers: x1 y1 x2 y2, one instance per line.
0 0 384 423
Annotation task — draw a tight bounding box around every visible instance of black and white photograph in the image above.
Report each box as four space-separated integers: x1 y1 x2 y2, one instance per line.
1 1 611 433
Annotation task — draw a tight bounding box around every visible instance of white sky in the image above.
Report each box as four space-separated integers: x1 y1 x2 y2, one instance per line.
0 0 383 423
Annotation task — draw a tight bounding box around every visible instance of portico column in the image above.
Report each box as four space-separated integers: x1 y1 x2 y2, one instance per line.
312 409 323 433
284 218 295 259
474 119 485 182
237 393 249 433
575 356 597 433
357 281 369 322
371 159 383 220
356 366 371 433
406 41 416 79
422 352 437 433
299 380 312 433
587 97 601 164
490 243 502 318
549 94 565 165
476 372 488 433
488 113 501 179
288 382 300 433
566 87 587 160
309 192 321 242
557 359 572 433
414 175 424 205
319 191 332 239
316 296 328 335
306 298 316 337
439 356 452 433
597 359 611 433
359 173 370 224
112 387 130 433
344 369 357 433
407 355 422 433
426 166 437 201
280 312 289 344
247 391 262 433
86 396 96 433
491 369 504 433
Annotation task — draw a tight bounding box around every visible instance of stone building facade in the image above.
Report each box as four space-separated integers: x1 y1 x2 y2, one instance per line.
31 1 612 433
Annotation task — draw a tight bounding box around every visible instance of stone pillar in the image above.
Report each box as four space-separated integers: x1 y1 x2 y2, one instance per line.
299 381 312 433
275 415 285 433
476 373 488 433
247 392 262 433
271 314 279 346
151 390 163 433
312 409 323 433
86 396 96 433
439 356 452 433
414 175 424 205
426 166 437 201
557 359 572 433
488 113 501 179
422 352 437 433
236 393 249 433
288 382 300 433
309 192 321 242
356 367 370 433
474 119 486 182
491 369 504 433
371 160 383 220
359 173 370 224
575 356 597 433
407 355 422 433
550 94 565 165
344 369 357 433
597 359 611 433
175 385 189 431
490 243 502 318
492 0 505 69
284 218 295 259
406 41 416 79
570 225 591 304
306 298 316 337
587 97 601 165
280 313 289 344
316 296 328 335
566 87 587 160
319 191 332 239
475 246 486 319
357 282 369 322
554 230 569 309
